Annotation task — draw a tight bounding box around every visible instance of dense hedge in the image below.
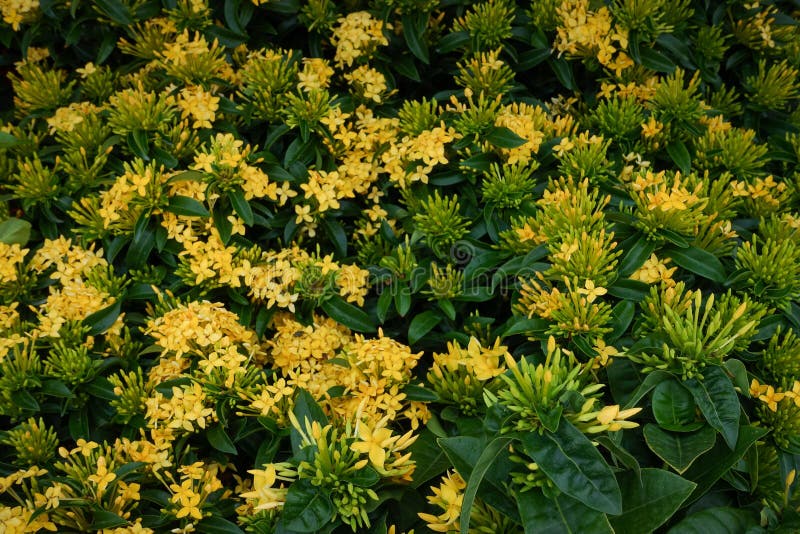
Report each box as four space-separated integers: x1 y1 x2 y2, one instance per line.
1 0 800 532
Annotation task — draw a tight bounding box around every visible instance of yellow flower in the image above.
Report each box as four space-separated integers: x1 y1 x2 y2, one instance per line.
87 457 116 497
351 420 396 468
578 279 607 303
758 385 785 412
594 405 642 432
170 479 203 520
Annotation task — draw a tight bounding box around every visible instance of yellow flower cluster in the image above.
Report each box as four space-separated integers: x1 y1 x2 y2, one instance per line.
0 242 27 284
330 12 390 68
0 0 37 30
555 0 633 76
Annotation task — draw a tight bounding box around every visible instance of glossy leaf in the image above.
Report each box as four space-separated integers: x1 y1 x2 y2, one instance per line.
517 489 614 534
408 310 442 344
666 506 760 534
0 218 31 245
281 479 335 533
651 379 700 431
521 420 622 515
207 425 237 455
684 365 740 449
458 437 512 534
320 295 376 333
665 246 726 283
166 195 209 218
485 126 528 149
609 469 696 534
643 424 716 473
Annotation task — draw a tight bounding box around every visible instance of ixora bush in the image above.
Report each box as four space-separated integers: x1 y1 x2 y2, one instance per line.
1 0 800 532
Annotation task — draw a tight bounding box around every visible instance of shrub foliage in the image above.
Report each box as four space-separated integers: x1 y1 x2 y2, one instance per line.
1 0 800 532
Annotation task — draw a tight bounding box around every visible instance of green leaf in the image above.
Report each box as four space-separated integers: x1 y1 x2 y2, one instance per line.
643 424 716 473
41 380 73 398
595 436 641 482
321 219 347 258
83 300 122 336
402 384 438 402
666 141 691 174
458 437 512 534
0 131 19 148
667 506 760 534
0 218 31 245
607 279 651 301
681 425 767 504
623 369 672 410
517 489 614 534
639 47 676 73
521 420 622 515
665 246 726 283
609 300 636 341
609 469 696 534
166 195 209 218
408 310 442 344
281 479 335 533
394 289 411 317
724 359 750 397
207 425 237 455
652 379 700 431
619 234 656 276
195 516 247 534
229 190 254 226
94 0 134 24
126 130 150 160
548 57 577 90
485 126 527 149
321 295 376 333
409 428 451 489
11 389 39 412
290 389 329 455
92 510 128 530
684 365 740 449
402 12 429 64
437 436 519 520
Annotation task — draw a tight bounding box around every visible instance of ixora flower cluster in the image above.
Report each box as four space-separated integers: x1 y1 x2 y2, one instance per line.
1 0 800 532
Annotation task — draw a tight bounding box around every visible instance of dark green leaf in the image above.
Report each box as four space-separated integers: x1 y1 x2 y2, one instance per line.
548 57 577 90
92 511 128 530
665 246 726 283
666 141 691 174
485 126 527 149
322 219 347 258
85 377 116 400
321 295 376 333
229 190 254 226
409 428 451 488
207 425 237 455
0 131 19 148
83 300 122 336
595 436 641 482
11 389 39 411
639 47 676 73
195 516 247 534
619 234 656 276
607 279 651 301
643 424 716 473
94 0 133 24
682 425 767 504
126 130 150 160
408 310 442 344
394 289 411 317
166 195 209 218
0 218 31 245
667 506 760 534
459 437 512 534
609 300 636 341
402 384 438 402
652 379 699 431
684 366 740 449
610 469 696 534
521 420 622 515
724 359 750 397
281 479 335 533
402 12 429 64
623 370 672 410
41 380 73 398
517 489 614 534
